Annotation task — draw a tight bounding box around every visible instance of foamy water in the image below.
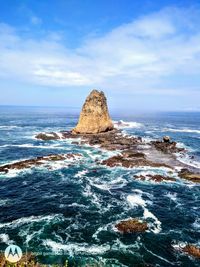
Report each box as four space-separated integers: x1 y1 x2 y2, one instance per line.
0 108 199 266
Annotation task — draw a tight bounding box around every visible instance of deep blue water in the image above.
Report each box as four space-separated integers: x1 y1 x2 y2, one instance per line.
0 107 200 266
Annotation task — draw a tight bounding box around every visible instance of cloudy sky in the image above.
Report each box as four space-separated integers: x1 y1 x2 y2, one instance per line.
0 0 200 111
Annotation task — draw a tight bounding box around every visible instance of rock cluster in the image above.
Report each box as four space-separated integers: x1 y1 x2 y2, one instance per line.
151 140 184 153
72 89 114 134
19 90 200 184
116 218 148 233
134 174 175 182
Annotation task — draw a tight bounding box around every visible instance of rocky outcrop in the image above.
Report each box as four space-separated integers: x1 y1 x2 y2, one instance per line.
101 151 172 169
34 129 200 183
0 153 82 173
182 244 200 258
116 218 148 233
72 90 114 134
151 139 184 154
163 136 170 143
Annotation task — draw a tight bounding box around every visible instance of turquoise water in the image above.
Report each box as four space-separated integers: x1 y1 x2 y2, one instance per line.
0 107 200 266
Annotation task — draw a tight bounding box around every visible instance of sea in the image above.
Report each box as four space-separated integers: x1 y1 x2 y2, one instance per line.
0 106 200 267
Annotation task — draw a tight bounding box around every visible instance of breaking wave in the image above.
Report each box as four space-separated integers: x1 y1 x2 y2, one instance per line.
113 120 143 129
164 128 200 134
43 240 110 256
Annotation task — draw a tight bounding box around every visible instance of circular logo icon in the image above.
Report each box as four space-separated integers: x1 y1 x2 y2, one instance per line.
4 244 22 263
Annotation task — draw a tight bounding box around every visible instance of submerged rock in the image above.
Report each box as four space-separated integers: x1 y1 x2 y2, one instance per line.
72 89 114 134
178 168 200 183
116 218 148 233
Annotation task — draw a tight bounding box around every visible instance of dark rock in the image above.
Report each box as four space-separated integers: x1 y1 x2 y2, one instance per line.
35 132 60 140
134 174 176 182
0 153 82 173
163 136 170 143
151 140 184 154
116 218 148 233
101 154 171 169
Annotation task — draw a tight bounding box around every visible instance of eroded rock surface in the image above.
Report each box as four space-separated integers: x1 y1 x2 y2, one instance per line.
72 89 114 134
151 140 184 154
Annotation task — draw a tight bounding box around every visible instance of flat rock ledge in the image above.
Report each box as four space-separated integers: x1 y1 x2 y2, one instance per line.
101 151 172 169
116 218 148 233
0 153 82 173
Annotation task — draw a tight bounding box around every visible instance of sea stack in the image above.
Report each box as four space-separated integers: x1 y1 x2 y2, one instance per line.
72 89 114 134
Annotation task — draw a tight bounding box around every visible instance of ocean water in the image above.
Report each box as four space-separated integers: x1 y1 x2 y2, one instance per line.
0 106 200 266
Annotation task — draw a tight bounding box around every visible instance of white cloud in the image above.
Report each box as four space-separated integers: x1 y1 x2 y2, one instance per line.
0 6 200 94
31 16 42 25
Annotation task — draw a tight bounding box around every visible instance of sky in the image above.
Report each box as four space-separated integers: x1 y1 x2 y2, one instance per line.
0 0 200 111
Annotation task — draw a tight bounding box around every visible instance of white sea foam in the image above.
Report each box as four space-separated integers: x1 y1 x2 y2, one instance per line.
172 241 188 251
113 120 143 129
127 192 161 233
177 153 200 169
164 128 200 134
127 194 146 208
165 192 178 202
44 240 110 256
74 170 88 178
0 199 9 206
143 208 162 234
0 143 65 149
0 233 10 244
1 169 23 178
0 126 20 130
0 214 64 229
192 218 200 231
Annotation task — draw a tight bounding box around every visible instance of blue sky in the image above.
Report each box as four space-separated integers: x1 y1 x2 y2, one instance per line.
0 0 200 111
